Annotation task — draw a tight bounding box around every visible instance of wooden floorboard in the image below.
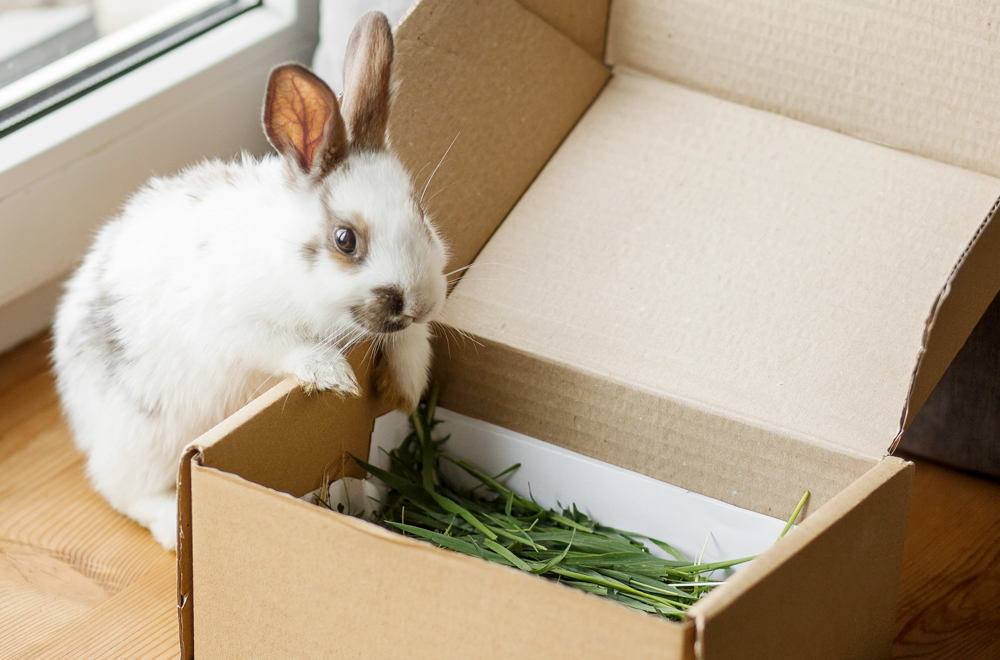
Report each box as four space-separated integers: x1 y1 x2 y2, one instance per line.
891 457 1000 659
0 334 178 660
0 333 997 658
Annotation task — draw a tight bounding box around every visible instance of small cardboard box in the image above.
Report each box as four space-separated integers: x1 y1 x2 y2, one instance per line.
177 1 1000 658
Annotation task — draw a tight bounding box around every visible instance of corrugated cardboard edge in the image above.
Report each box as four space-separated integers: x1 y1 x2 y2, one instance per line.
688 456 914 660
176 377 299 660
898 194 1000 449
177 446 196 660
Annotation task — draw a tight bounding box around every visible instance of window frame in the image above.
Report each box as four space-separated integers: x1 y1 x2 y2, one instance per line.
0 0 262 139
0 0 319 353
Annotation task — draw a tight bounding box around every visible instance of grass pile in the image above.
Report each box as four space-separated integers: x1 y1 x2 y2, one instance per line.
338 388 808 621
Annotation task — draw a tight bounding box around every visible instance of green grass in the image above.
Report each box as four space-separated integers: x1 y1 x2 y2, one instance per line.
339 387 808 621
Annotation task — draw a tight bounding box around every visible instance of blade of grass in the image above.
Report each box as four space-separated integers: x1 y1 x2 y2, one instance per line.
675 556 757 575
531 528 575 574
483 538 537 571
778 491 810 540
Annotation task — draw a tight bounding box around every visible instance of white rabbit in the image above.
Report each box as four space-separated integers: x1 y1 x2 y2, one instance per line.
51 11 447 551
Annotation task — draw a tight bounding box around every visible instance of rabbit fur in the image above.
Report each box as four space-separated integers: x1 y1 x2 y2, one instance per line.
52 11 446 550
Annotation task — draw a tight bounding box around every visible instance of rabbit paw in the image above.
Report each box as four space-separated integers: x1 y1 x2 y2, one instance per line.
125 492 178 552
376 323 432 412
293 352 360 397
149 508 178 551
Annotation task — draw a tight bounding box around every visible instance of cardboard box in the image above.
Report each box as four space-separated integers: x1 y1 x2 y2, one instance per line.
177 0 1000 657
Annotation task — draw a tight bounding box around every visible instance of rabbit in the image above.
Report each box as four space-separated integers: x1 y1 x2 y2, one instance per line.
51 11 447 551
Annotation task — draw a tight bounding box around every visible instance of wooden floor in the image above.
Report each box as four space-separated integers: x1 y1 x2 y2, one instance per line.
0 334 997 659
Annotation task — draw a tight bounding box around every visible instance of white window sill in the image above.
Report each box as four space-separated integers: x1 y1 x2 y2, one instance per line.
0 0 319 353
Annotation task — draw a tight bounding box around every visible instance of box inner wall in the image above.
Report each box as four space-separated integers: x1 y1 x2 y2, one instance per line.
441 66 1000 465
605 0 1000 179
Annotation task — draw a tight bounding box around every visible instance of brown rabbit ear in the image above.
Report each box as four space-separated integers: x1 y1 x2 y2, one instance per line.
341 11 393 152
263 64 348 179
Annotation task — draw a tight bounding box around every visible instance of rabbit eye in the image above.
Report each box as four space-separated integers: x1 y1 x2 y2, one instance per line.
334 227 357 255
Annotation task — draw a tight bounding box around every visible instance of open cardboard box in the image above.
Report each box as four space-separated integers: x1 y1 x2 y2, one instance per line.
176 0 1000 658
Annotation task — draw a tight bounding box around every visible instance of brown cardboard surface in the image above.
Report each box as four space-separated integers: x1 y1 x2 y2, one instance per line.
177 449 196 659
389 0 610 278
430 333 876 520
606 0 1000 179
196 377 382 497
181 388 907 660
190 464 695 660
440 67 1000 466
689 457 914 660
177 350 383 659
518 0 611 60
902 196 1000 435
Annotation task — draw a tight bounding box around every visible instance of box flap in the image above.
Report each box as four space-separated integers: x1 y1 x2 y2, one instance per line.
606 0 1000 178
389 0 610 278
901 197 1000 437
518 0 611 60
440 68 1000 465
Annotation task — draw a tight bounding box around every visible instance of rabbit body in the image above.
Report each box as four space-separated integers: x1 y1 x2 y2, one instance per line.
52 13 446 550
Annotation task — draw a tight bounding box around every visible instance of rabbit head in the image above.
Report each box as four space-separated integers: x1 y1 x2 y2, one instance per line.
262 11 447 340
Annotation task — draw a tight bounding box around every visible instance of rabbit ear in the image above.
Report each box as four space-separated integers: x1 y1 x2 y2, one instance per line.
263 64 348 179
341 11 393 152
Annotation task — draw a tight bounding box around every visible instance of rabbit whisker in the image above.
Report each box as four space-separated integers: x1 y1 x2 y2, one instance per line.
451 324 483 349
423 180 458 207
435 322 456 358
361 333 380 366
444 264 476 278
244 369 285 406
413 161 431 183
420 131 460 205
443 261 526 278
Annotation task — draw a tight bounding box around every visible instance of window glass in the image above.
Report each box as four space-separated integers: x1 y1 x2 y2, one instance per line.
0 0 258 137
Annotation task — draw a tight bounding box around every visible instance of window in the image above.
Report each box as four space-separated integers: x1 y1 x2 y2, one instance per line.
0 0 319 353
0 0 261 138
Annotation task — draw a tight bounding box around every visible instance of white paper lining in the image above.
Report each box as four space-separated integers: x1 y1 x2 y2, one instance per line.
364 407 791 570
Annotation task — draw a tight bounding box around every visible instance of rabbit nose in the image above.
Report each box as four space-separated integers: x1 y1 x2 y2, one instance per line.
374 286 405 317
351 286 416 333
